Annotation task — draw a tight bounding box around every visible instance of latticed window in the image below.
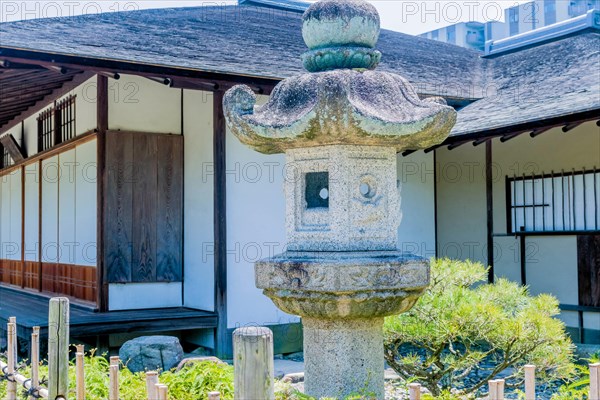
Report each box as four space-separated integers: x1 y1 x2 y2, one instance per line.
37 94 77 152
507 168 600 233
37 108 54 152
56 94 77 143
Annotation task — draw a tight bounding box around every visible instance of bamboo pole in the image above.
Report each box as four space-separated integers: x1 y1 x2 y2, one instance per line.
208 392 221 400
156 384 168 400
524 364 535 400
30 327 40 400
590 363 600 400
76 345 85 400
0 359 49 398
48 298 70 399
6 318 17 400
110 356 120 400
146 371 159 400
408 383 421 400
233 326 275 400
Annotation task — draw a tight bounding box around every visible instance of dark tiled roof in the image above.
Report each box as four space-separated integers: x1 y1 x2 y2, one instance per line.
452 31 600 136
0 4 484 100
0 4 598 137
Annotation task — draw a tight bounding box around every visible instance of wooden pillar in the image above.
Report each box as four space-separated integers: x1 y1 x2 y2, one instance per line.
96 74 109 311
486 140 494 283
213 90 228 358
21 165 25 288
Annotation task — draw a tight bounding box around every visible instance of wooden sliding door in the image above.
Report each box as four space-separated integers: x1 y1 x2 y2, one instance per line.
104 131 183 284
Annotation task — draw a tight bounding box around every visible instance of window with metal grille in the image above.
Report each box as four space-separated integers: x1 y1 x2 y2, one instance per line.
0 144 11 169
37 108 54 152
37 94 77 152
56 94 77 143
506 168 600 233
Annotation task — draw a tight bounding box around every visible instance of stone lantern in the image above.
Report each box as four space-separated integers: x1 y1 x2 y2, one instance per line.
223 0 456 398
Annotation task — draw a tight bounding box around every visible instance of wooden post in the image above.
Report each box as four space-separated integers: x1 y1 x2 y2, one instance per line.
6 318 17 400
76 345 85 400
408 383 421 400
156 384 168 400
208 392 221 400
233 326 275 400
590 363 600 400
524 364 535 400
146 371 159 400
48 298 70 400
496 379 505 400
489 380 499 400
30 327 40 400
110 356 120 400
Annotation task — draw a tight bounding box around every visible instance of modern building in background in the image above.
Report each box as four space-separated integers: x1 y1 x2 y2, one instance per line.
420 0 600 51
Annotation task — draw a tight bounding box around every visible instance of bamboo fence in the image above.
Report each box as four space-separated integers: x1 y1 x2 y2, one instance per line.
1 298 599 400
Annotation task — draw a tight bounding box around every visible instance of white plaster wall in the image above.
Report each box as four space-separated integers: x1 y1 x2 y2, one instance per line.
108 74 181 134
9 170 22 261
41 156 59 263
0 174 8 258
23 163 39 262
58 149 76 264
109 282 182 311
436 145 488 265
225 95 296 328
493 236 522 283
74 140 97 266
397 151 436 258
183 89 215 311
0 170 22 260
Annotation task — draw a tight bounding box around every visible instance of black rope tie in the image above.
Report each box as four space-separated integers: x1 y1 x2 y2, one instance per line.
1 365 16 382
24 379 43 399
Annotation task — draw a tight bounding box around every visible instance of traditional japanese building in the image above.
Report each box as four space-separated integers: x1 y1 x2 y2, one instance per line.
0 0 598 357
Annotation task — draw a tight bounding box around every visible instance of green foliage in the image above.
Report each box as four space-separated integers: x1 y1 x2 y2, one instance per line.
0 349 234 400
550 352 600 400
383 258 575 396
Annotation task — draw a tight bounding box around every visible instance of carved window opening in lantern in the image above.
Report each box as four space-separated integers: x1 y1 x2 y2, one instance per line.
305 171 329 209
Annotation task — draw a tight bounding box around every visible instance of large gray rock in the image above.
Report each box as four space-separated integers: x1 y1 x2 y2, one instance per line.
119 336 184 373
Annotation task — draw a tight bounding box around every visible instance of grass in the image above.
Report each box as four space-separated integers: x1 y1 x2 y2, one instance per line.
0 349 234 400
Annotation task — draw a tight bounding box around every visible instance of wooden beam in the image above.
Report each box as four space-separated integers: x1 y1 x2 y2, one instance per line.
562 122 582 133
499 131 523 143
0 71 94 135
0 130 96 177
486 140 494 283
0 60 44 70
529 126 553 138
213 90 228 358
170 78 219 92
97 75 108 312
0 134 26 162
472 137 490 146
447 141 470 150
0 51 279 95
146 77 172 86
